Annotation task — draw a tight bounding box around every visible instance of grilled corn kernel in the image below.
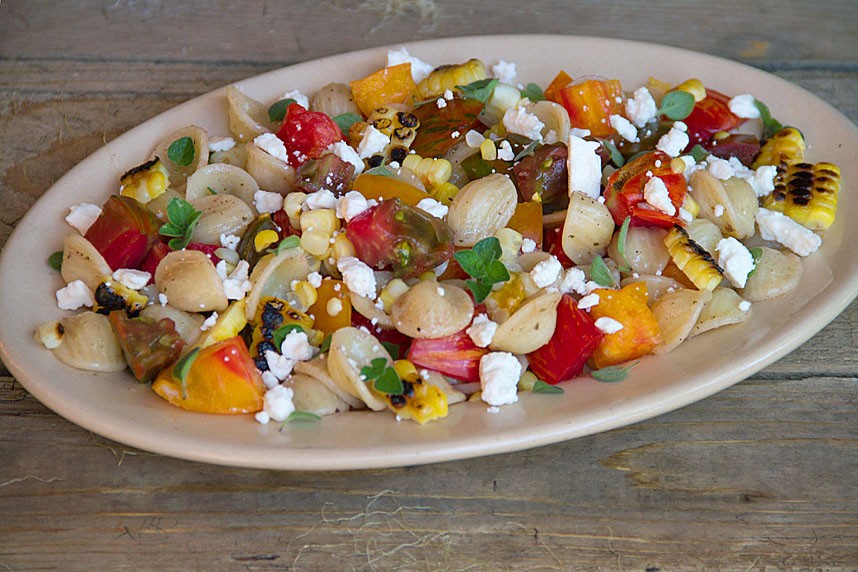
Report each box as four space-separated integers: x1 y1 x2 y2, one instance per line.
485 273 526 322
300 209 340 235
681 194 700 218
401 153 423 172
429 182 459 205
664 226 723 291
331 233 356 261
300 230 332 257
292 281 318 308
753 127 806 168
254 229 279 252
283 191 308 228
35 321 64 349
385 376 448 424
369 107 419 151
417 58 487 99
379 278 409 312
249 297 314 370
93 280 148 317
119 158 169 204
670 78 706 102
763 161 840 230
480 139 498 161
393 359 419 382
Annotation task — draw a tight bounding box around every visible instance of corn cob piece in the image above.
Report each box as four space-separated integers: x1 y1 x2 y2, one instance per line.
664 226 723 291
763 161 840 230
385 359 448 424
249 296 315 372
365 106 420 164
119 158 169 204
753 127 806 168
417 58 486 100
92 279 149 317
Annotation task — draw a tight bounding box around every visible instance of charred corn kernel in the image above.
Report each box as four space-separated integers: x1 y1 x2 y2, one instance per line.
485 273 526 322
283 191 308 228
518 370 539 392
670 157 688 174
401 153 423 173
753 127 806 168
417 58 487 99
196 299 248 349
426 159 452 186
429 181 459 205
300 209 339 235
393 359 419 382
379 278 409 312
92 280 148 317
480 138 498 161
484 83 522 122
369 107 419 151
254 229 279 252
292 281 318 308
385 375 448 424
119 158 169 204
495 227 524 263
35 321 64 349
249 297 314 370
664 226 723 291
670 78 706 102
763 161 840 230
331 233 356 260
681 193 700 218
300 229 332 257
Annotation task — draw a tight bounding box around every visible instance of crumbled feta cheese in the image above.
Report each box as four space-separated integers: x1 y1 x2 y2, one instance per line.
450 130 460 139
656 121 689 157
208 137 236 153
254 411 270 424
577 293 600 310
257 384 295 423
479 352 521 407
738 300 752 312
337 256 376 298
222 260 252 300
357 125 390 159
678 207 693 223
467 314 498 348
567 134 603 199
282 90 309 109
65 203 102 235
220 233 240 250
496 140 515 161
502 107 544 141
337 190 374 222
728 94 761 119
280 330 314 361
595 317 624 334
253 133 289 163
558 267 588 295
386 47 434 83
327 141 364 175
307 271 323 288
305 189 337 210
436 97 447 109
716 237 755 288
253 189 284 214
706 156 734 180
112 269 150 291
415 197 448 219
713 204 725 218
158 293 169 306
265 350 295 380
56 280 93 310
530 256 562 288
465 130 485 148
444 89 454 101
625 87 658 127
751 165 777 197
200 312 218 331
520 238 537 253
756 208 822 256
491 59 517 84
610 114 639 143
261 371 280 390
643 176 676 215
569 128 591 138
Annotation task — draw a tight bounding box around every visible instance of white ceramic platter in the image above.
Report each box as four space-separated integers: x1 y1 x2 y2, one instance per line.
1 35 856 470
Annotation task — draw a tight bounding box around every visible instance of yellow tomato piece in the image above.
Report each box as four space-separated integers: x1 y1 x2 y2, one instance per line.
351 173 429 207
506 201 543 248
588 282 661 369
349 63 417 117
307 279 351 335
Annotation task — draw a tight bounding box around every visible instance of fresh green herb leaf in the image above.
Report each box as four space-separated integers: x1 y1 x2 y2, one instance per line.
590 256 615 287
271 324 306 349
365 163 395 177
591 361 639 382
754 99 784 140
48 251 63 272
598 138 626 167
513 139 540 161
280 410 322 429
456 78 499 104
167 136 196 167
747 247 764 278
275 235 301 253
657 90 695 121
332 112 363 134
532 380 564 394
360 357 404 395
319 333 332 354
173 347 201 399
159 197 202 250
616 216 632 272
268 98 297 124
690 144 710 163
381 341 400 360
454 237 510 303
206 186 218 195
520 82 545 102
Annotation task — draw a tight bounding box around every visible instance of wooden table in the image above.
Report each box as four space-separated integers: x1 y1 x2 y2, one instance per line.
2 1 857 569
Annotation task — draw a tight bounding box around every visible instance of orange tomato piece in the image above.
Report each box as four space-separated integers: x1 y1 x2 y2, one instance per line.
308 279 352 335
351 173 429 207
349 63 417 117
506 201 543 248
544 70 573 103
557 79 624 138
152 336 265 414
588 282 661 369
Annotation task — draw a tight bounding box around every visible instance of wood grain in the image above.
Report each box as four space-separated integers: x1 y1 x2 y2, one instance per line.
1 1 857 570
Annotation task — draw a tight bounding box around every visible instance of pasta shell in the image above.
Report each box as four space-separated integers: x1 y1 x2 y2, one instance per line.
61 234 112 291
527 100 571 142
52 312 126 373
562 191 615 264
619 275 685 305
490 289 562 353
326 327 389 411
146 188 183 221
245 249 320 321
294 358 365 410
310 82 360 117
288 372 353 416
226 85 274 142
608 226 669 275
140 304 204 345
185 163 260 206
684 218 723 255
245 143 298 195
446 173 517 247
189 194 255 245
689 171 758 239
390 281 474 339
209 143 248 170
691 287 752 336
154 250 228 313
740 247 802 302
349 291 393 329
423 370 466 405
651 288 711 354
152 125 209 192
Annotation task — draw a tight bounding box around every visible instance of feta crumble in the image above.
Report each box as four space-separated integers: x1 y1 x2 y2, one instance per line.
56 280 93 310
65 203 102 235
158 293 169 306
520 238 537 253
327 141 364 175
738 300 752 312
112 268 150 291
255 384 296 424
357 125 390 159
220 233 240 250
200 312 218 332
756 208 822 257
595 317 624 334
280 330 314 361
282 90 309 109
567 134 603 199
577 293 600 310
208 137 236 153
253 133 289 163
530 256 562 288
337 256 376 298
656 121 689 157
491 59 517 84
479 352 521 407
610 114 639 143
728 94 761 119
558 267 588 296
305 189 337 210
716 237 755 288
436 97 447 109
713 204 725 218
467 314 498 348
706 156 734 180
625 87 658 127
265 350 295 380
502 107 544 141
307 271 323 288
337 191 374 222
643 176 676 215
496 140 515 161
253 190 284 214
415 197 448 219
387 47 434 83
221 260 252 300
261 371 280 390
